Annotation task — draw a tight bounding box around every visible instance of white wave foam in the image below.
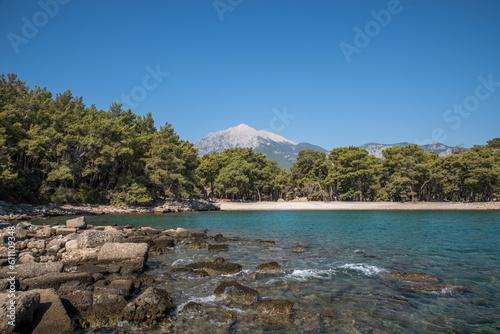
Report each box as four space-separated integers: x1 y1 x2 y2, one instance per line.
337 263 387 276
172 257 194 266
286 269 335 281
176 294 217 314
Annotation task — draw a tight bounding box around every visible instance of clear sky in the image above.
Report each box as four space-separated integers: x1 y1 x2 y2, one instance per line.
1 0 499 150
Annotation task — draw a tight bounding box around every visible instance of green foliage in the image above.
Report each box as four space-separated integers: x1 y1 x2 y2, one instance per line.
1 73 497 204
486 138 500 149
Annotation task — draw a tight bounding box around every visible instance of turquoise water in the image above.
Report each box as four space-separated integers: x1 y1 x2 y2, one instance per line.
40 210 500 333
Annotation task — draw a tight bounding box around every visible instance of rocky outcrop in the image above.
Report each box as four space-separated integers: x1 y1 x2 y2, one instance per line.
0 199 219 221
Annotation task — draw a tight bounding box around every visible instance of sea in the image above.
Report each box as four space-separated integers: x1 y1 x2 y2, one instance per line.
39 210 500 333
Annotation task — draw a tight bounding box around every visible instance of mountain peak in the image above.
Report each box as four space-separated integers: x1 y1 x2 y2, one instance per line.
194 124 326 168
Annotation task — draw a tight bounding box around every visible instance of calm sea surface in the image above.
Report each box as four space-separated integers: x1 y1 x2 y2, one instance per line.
39 210 500 333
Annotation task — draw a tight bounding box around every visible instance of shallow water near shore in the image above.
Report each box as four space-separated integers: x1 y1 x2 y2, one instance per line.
37 210 500 333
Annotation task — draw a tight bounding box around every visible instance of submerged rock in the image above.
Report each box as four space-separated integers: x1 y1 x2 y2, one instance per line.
208 243 229 252
214 280 259 305
256 261 282 273
292 246 306 253
256 299 294 317
186 258 242 275
380 272 465 295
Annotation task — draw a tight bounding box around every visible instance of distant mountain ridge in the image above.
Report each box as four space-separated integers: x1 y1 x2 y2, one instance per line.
194 124 459 168
194 124 327 169
359 142 456 158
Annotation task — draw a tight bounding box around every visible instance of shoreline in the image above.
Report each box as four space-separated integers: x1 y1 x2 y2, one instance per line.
217 201 500 211
1 200 499 221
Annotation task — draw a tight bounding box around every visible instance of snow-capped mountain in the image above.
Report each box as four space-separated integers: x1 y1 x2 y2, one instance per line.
194 124 327 169
359 142 457 158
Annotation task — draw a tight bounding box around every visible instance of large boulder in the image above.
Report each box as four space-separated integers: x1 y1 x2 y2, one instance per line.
62 248 100 265
30 288 75 334
63 290 93 313
97 242 149 273
66 216 87 229
0 262 63 279
214 280 259 305
186 257 242 275
123 287 176 327
0 291 40 334
20 272 93 290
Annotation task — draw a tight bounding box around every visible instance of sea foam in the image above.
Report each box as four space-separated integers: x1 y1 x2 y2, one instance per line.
337 263 387 276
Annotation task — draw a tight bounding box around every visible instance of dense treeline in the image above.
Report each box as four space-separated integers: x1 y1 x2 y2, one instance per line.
1 74 499 204
0 74 198 204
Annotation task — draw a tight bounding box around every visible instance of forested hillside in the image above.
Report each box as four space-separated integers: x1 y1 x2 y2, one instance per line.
1 74 499 204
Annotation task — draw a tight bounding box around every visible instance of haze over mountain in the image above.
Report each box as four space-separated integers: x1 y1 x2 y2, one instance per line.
194 124 327 169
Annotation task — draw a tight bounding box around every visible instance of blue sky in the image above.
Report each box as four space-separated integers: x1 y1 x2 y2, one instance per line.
1 0 499 150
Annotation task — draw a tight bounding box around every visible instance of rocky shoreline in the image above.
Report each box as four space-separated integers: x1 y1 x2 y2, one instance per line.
0 199 220 221
0 216 467 333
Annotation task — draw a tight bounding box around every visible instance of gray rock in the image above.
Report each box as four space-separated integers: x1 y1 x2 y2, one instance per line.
56 227 77 236
27 239 45 251
62 248 100 265
75 230 123 248
0 291 40 334
46 237 66 254
66 216 87 229
97 242 148 272
0 292 36 331
30 288 75 334
0 261 63 279
64 290 93 312
123 287 175 327
20 272 93 290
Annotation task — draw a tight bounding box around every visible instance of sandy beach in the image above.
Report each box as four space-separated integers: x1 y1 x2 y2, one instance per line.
217 200 500 211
